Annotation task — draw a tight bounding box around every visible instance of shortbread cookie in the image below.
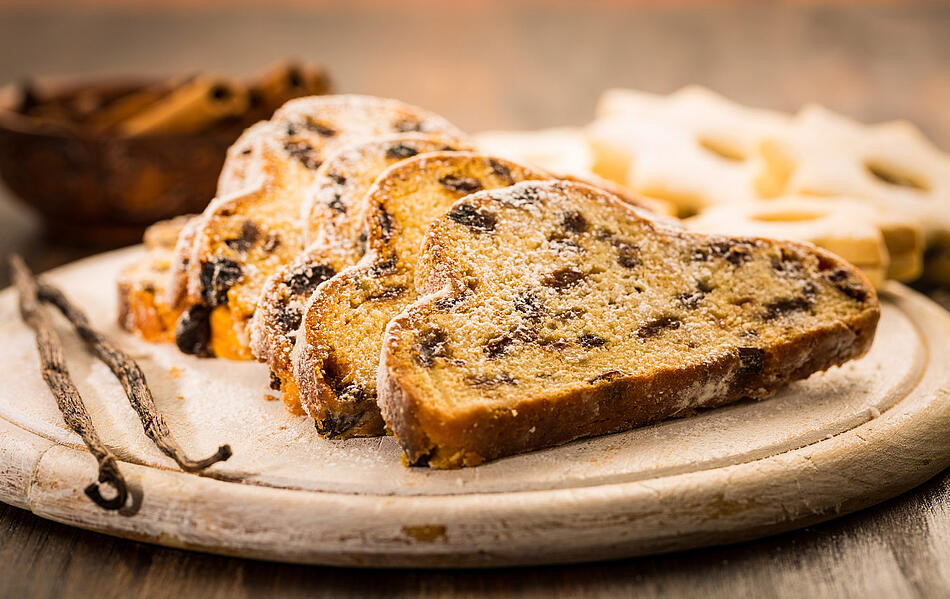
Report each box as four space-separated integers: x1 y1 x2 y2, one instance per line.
595 86 789 161
881 221 925 282
686 197 890 287
117 215 194 343
758 104 950 281
587 86 789 216
594 87 666 120
474 128 595 178
475 128 676 217
250 134 474 414
377 180 881 468
173 95 465 359
292 152 551 438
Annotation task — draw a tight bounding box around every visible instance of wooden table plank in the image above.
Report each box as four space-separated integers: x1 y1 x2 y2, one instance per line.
1 468 949 598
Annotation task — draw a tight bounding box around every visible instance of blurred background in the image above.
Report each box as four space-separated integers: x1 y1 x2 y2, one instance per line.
0 0 949 285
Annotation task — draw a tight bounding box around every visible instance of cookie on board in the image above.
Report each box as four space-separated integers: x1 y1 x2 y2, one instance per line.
687 197 891 287
758 104 950 282
587 86 789 216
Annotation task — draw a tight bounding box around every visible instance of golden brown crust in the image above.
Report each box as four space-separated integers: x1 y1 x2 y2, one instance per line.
376 180 881 468
380 310 878 468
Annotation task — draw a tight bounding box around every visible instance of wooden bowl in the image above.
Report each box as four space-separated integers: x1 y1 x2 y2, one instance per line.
0 78 258 247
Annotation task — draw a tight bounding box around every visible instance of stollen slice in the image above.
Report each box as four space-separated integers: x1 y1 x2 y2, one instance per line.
377 180 881 468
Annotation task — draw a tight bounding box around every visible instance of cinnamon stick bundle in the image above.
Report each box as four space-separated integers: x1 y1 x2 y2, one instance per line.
116 75 249 136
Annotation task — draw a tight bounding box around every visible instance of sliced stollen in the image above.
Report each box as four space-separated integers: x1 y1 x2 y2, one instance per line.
117 215 195 343
377 180 881 468
300 134 473 249
686 197 891 287
250 134 475 414
172 95 466 360
291 153 553 438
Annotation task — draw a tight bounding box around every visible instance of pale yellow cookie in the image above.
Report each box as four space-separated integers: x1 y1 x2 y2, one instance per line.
876 218 925 282
687 197 889 288
587 86 789 216
758 104 950 240
474 127 675 217
594 87 665 120
474 128 594 178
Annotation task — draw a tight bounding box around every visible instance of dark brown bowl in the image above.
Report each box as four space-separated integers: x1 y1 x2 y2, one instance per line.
0 78 254 247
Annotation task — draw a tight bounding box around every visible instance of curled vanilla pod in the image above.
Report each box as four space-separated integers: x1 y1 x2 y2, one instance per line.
10 255 128 510
35 279 232 472
11 254 233 512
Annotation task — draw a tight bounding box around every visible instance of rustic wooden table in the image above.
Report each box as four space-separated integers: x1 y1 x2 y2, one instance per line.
1 2 949 597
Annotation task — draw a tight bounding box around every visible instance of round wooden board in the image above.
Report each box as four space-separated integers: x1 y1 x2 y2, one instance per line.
1 247 949 568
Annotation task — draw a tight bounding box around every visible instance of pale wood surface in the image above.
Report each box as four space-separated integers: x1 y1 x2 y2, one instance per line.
1 1 950 597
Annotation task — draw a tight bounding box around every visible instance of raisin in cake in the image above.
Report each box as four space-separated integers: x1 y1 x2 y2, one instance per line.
377 180 881 468
250 134 474 414
291 153 552 438
118 215 194 343
172 95 465 360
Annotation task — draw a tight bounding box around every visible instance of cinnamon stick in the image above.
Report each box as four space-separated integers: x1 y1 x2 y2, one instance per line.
117 75 249 136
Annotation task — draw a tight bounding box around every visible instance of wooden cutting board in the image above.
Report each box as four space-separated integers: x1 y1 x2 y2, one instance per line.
1 247 948 568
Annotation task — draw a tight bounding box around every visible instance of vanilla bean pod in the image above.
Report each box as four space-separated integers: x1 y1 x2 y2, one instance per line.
35 280 232 472
10 255 127 510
